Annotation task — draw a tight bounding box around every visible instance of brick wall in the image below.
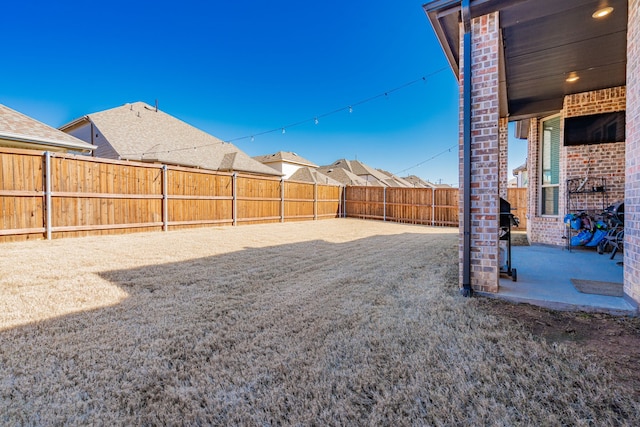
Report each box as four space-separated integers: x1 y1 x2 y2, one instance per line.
458 12 502 293
625 0 640 307
499 117 508 199
526 118 539 238
565 143 626 209
528 87 627 246
564 87 626 210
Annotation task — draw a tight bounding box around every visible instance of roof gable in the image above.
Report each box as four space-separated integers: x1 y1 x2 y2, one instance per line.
0 104 95 153
323 158 396 186
288 167 342 185
61 102 280 176
253 151 317 167
316 166 369 186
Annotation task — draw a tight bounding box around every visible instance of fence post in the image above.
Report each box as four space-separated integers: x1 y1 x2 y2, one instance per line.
162 165 168 231
343 186 347 218
280 177 285 223
383 187 387 221
45 151 52 240
314 183 318 220
432 188 436 227
232 172 237 226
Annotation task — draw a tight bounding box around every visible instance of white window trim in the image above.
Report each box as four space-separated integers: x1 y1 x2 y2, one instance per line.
539 113 561 217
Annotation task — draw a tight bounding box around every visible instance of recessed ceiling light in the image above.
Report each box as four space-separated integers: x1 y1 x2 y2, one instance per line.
592 6 614 18
566 72 580 83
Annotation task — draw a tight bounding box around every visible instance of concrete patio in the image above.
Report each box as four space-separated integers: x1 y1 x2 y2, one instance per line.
490 243 636 315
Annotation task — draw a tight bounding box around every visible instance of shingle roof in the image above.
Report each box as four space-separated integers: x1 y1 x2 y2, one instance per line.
376 169 413 187
253 151 317 167
60 102 280 176
402 175 430 188
288 167 342 185
513 160 527 174
0 103 95 153
321 159 402 187
315 166 369 186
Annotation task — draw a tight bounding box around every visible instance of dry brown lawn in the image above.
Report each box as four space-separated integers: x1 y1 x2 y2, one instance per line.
0 219 638 425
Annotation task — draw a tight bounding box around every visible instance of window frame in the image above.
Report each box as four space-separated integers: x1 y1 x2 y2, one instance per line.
539 114 561 217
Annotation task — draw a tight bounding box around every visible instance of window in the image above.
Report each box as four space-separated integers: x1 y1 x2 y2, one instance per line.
540 116 560 215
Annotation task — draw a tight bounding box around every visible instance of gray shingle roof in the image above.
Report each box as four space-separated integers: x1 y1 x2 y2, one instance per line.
288 167 342 185
60 102 281 176
402 175 430 188
0 103 95 153
376 169 414 187
321 159 405 187
315 166 369 186
253 151 317 167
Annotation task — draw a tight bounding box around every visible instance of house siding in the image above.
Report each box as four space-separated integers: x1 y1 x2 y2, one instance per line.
626 0 640 307
458 12 502 293
67 122 119 160
528 87 627 246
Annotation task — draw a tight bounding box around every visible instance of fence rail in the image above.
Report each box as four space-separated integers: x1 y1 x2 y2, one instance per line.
345 186 460 226
0 147 528 242
0 148 344 242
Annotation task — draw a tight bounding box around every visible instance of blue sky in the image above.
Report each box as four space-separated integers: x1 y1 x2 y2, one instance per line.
1 1 527 186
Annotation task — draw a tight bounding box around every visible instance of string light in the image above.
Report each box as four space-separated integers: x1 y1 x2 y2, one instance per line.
119 66 449 157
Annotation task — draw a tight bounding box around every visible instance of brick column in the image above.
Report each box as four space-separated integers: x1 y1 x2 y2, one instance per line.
459 12 501 293
625 0 640 308
499 117 509 199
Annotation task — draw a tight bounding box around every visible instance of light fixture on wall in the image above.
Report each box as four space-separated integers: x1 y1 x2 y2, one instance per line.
566 72 580 83
592 6 613 18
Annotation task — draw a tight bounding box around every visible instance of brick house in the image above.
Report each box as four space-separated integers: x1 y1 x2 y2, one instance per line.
423 0 639 310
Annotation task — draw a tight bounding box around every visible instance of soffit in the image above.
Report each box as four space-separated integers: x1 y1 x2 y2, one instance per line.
424 0 628 120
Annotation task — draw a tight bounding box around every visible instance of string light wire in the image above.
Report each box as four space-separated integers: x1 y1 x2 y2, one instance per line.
120 67 450 158
393 143 458 175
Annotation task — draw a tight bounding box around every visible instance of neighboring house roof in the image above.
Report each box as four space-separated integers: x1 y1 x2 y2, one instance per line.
376 169 414 187
0 103 96 153
60 102 281 176
288 167 342 186
253 151 318 168
402 175 430 188
315 166 369 186
320 159 397 187
513 160 527 175
428 182 453 189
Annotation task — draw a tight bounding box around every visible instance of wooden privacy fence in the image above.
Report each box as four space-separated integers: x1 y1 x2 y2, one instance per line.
345 186 528 228
506 187 528 229
0 148 343 242
345 186 459 226
0 147 528 242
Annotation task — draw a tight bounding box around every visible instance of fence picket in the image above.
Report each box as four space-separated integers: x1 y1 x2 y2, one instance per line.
0 147 527 242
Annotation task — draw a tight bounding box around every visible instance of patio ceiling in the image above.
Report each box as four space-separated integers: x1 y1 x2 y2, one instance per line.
423 0 628 120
